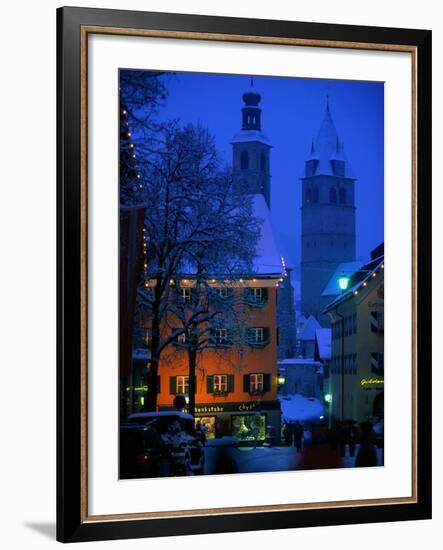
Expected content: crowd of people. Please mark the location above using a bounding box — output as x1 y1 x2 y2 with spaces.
282 419 383 469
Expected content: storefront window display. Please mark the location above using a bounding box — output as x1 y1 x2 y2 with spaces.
232 414 266 441
196 416 216 439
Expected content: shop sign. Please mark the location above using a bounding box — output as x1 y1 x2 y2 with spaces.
360 378 384 389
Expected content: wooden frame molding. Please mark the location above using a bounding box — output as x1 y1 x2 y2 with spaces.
58 7 431 542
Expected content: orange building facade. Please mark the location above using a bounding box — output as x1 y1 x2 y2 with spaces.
155 278 282 442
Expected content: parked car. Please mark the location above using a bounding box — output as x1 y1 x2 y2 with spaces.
120 423 173 478
123 411 205 476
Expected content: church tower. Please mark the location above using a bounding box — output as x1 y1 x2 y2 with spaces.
301 98 356 325
232 79 272 208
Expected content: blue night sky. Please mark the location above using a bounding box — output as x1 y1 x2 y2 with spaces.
150 71 384 285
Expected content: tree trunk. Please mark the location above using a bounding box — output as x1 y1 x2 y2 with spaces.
146 313 160 412
188 347 197 418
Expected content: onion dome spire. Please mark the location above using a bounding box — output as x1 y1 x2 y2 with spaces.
241 76 262 131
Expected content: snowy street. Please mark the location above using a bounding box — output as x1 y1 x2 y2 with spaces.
203 443 383 475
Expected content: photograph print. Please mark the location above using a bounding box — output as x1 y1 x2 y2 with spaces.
119 69 384 479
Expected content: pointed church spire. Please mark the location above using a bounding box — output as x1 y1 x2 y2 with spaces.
303 97 353 177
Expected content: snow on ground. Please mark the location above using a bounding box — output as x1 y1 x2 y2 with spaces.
279 393 325 421
203 445 383 475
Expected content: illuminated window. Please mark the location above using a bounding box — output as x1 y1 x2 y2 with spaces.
213 374 228 393
249 327 264 344
217 286 228 298
176 375 189 394
181 287 191 304
177 333 186 344
250 373 264 392
251 287 262 300
214 328 228 345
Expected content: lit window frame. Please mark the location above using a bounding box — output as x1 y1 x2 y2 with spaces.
213 374 228 393
249 327 264 344
176 375 189 394
250 373 264 392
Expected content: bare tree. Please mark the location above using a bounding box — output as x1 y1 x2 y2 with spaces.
136 122 260 412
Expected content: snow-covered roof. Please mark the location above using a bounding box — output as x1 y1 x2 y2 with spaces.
231 129 271 146
132 349 151 360
251 194 285 277
315 328 332 360
279 394 324 421
321 261 365 296
298 314 321 341
323 258 384 313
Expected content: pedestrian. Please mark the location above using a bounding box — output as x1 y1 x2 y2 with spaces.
283 422 291 446
289 420 295 447
297 426 343 470
355 421 378 467
195 420 206 445
294 421 304 452
348 423 357 457
338 422 349 457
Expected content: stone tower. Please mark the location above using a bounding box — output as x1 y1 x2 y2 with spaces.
232 79 296 358
232 78 272 208
301 98 356 325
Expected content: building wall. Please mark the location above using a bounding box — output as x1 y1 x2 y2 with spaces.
279 360 323 399
327 273 384 423
154 281 281 439
277 269 297 359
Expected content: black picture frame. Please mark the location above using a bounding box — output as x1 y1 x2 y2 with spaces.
57 6 432 543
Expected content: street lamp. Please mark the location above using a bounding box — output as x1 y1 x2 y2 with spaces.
338 274 350 292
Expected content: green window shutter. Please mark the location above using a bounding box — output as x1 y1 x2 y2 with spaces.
263 373 271 393
157 375 161 394
243 374 250 392
206 375 214 394
227 374 234 393
263 327 271 343
169 376 177 395
244 287 252 301
262 287 268 300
